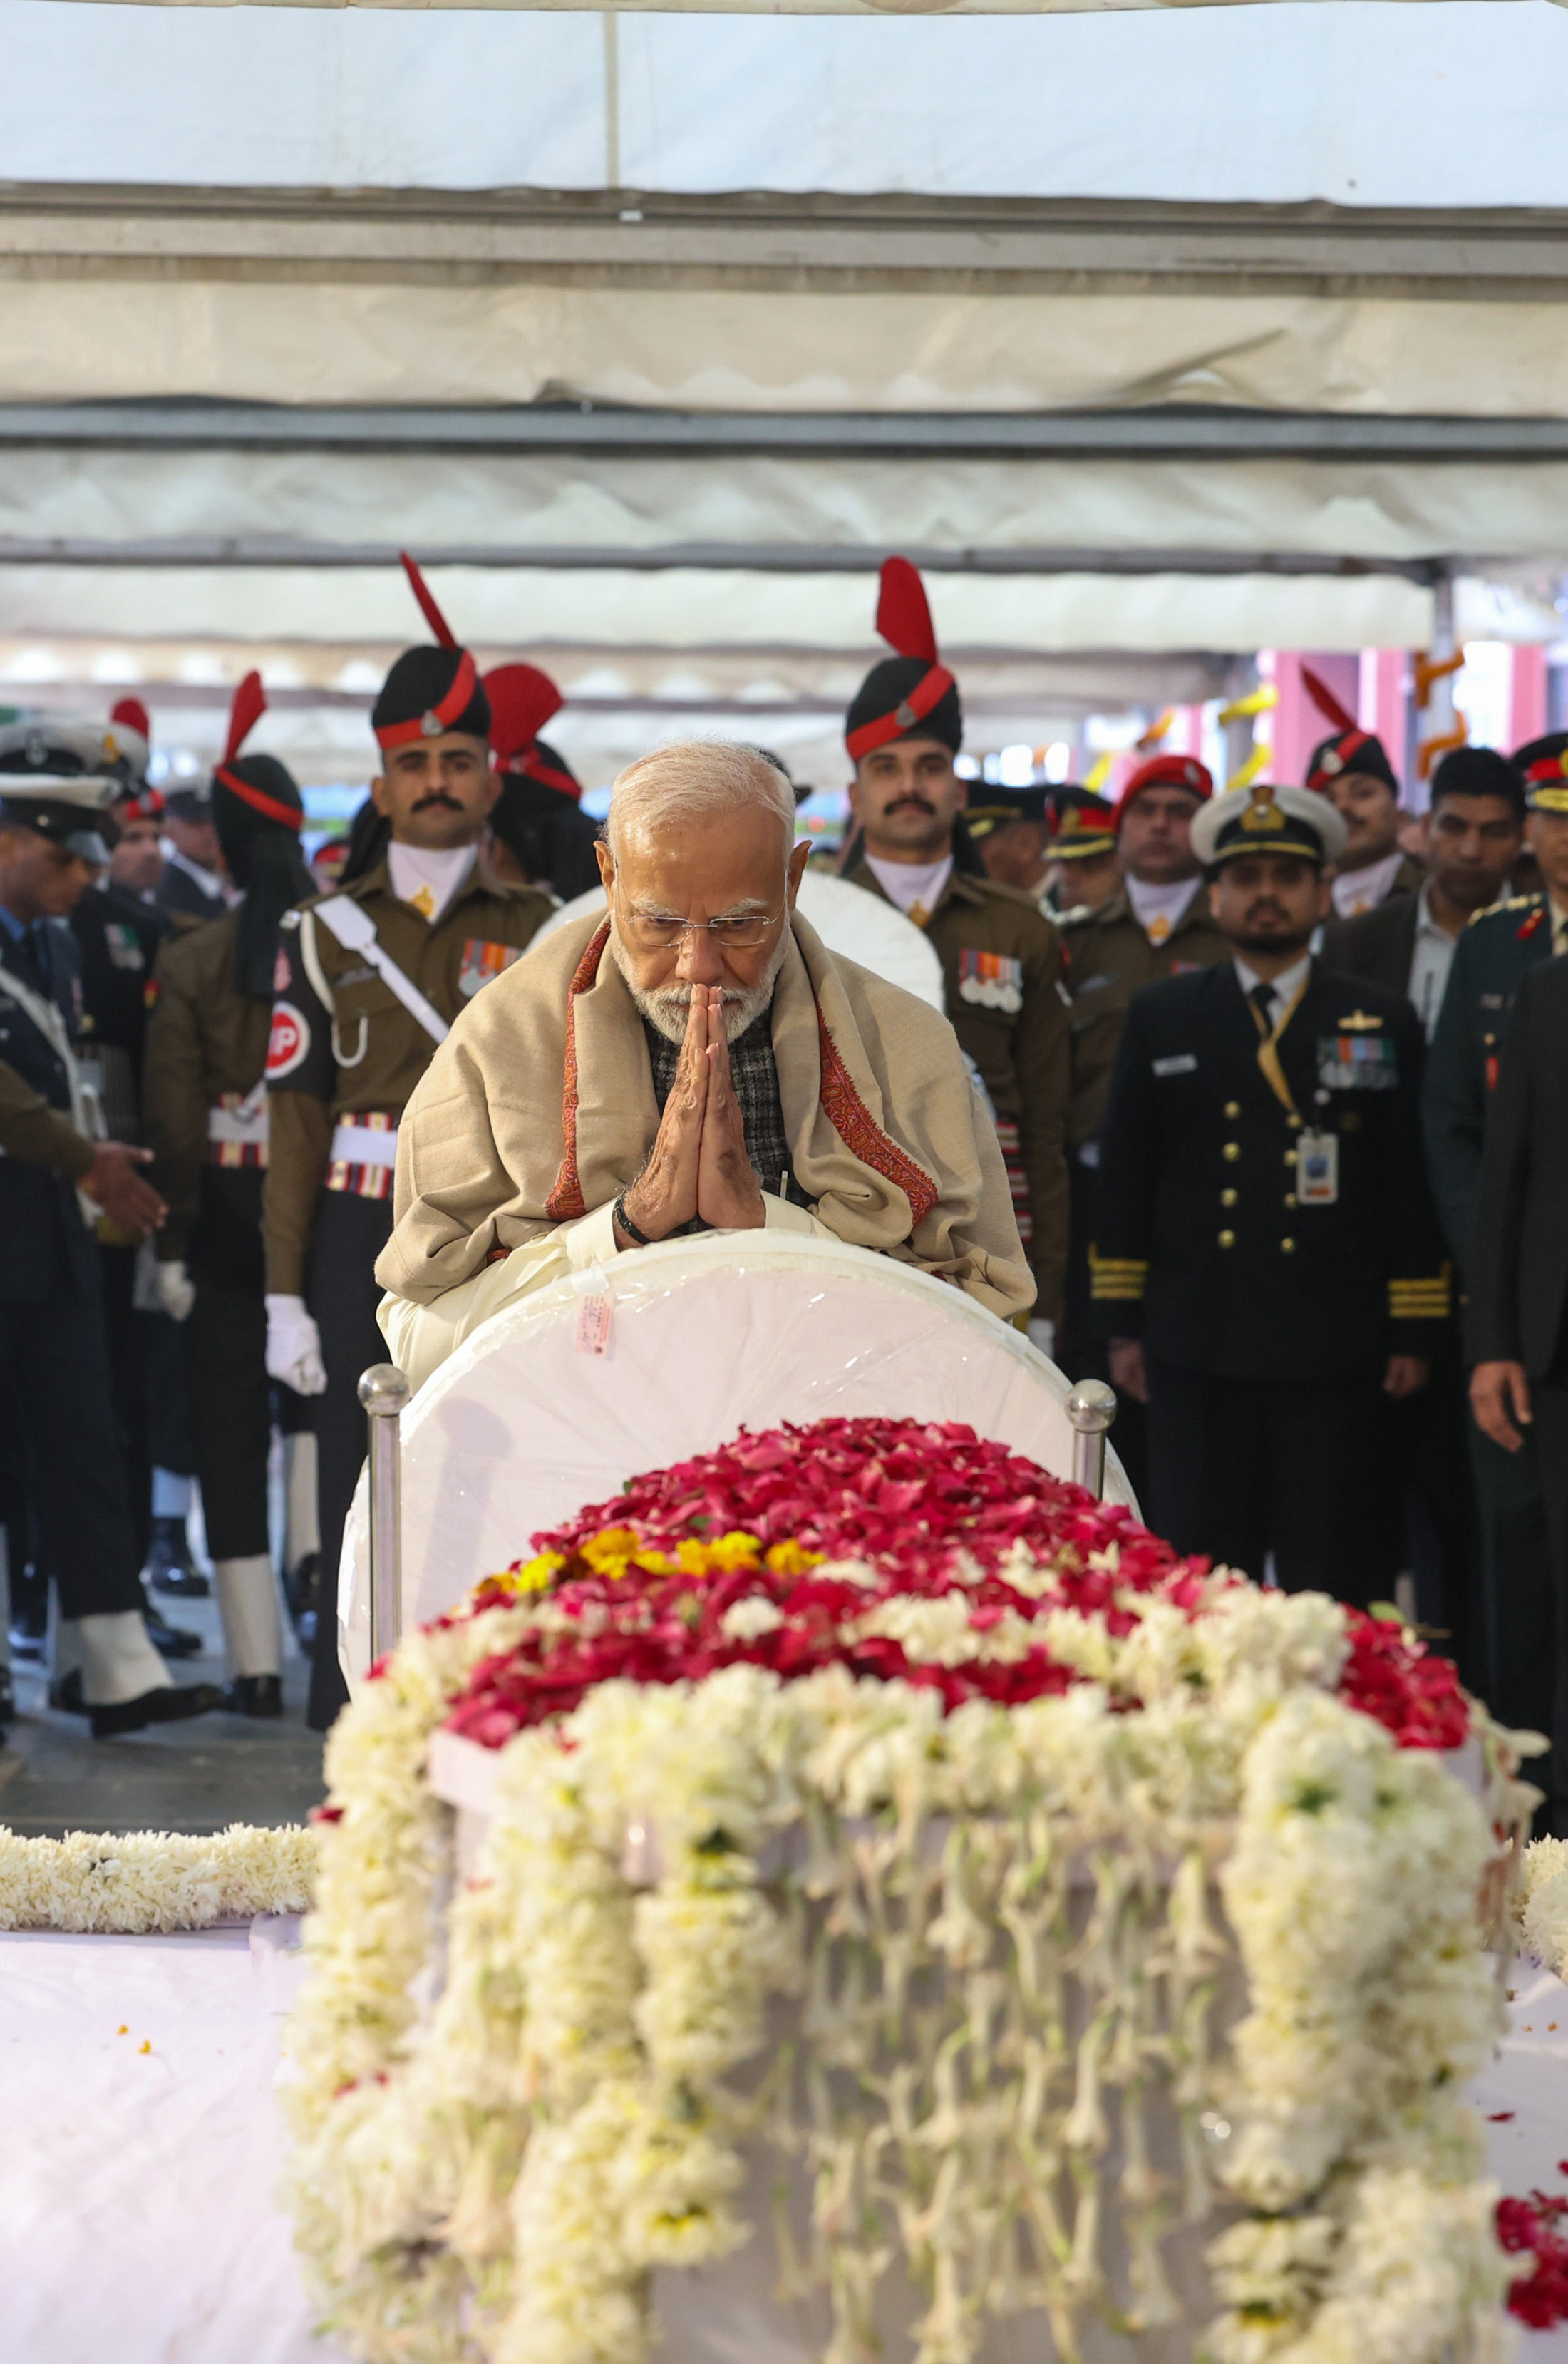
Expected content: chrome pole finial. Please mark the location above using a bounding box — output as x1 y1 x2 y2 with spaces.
1065 1378 1118 1499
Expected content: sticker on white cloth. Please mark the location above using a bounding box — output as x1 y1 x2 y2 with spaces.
575 1293 613 1356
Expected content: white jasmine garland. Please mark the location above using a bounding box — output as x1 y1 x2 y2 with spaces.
286 1561 1530 2364
0 1819 314 1933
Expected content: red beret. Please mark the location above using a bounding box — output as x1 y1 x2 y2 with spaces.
1115 754 1214 826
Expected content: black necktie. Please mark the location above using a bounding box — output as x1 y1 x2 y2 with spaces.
1249 980 1276 1033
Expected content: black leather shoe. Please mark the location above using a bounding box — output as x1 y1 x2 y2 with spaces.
285 1550 319 1631
143 1603 202 1660
144 1515 210 1598
90 1682 225 1739
48 1667 88 1717
224 1673 284 1720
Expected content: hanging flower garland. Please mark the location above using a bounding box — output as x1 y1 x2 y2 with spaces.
287 1415 1537 2364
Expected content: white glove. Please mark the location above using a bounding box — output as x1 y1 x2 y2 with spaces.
265 1293 327 1397
153 1258 196 1323
1027 1316 1057 1364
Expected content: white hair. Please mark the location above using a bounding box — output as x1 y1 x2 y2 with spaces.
604 738 795 863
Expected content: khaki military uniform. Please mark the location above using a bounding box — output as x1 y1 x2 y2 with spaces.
264 853 552 1728
1059 888 1231 1153
263 858 554 1294
845 858 1070 1317
144 908 309 1582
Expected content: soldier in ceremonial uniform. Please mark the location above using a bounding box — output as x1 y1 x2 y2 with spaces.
1095 783 1450 1600
264 558 553 1728
145 677 320 1715
1041 786 1119 920
0 729 220 1735
1055 756 1228 1401
483 663 602 902
67 714 205 1638
1423 730 1568 1744
838 557 1069 1333
965 786 1051 908
1301 667 1424 920
155 772 230 926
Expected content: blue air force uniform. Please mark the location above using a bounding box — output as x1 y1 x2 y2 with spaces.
1093 784 1451 1603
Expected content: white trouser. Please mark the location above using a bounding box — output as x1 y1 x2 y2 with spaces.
284 1432 320 1566
73 1612 173 1707
214 1555 281 1679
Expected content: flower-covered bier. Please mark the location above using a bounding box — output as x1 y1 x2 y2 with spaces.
441 1414 1470 1754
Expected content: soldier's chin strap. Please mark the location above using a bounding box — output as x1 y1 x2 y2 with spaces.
1245 975 1311 1119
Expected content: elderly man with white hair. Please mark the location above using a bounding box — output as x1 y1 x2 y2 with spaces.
376 740 1033 1387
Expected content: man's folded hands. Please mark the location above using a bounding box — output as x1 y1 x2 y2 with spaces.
614 986 765 1248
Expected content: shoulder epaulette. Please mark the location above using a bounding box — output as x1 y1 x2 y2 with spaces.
1468 892 1540 927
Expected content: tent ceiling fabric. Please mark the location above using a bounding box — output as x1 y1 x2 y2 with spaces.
0 562 1436 655
0 441 1562 570
4 4 1566 197
2 277 1567 419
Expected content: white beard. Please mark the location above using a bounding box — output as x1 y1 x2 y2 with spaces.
609 924 788 1044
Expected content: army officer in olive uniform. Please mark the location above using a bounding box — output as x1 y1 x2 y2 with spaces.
145 677 319 1717
838 558 1069 1330
1095 782 1451 1603
264 573 554 1728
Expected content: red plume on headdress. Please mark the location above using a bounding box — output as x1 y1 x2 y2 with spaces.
485 664 564 766
875 556 939 664
223 672 266 766
110 697 150 742
1301 664 1358 737
212 671 299 831
401 550 458 651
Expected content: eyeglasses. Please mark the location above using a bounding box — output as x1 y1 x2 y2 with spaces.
615 894 785 952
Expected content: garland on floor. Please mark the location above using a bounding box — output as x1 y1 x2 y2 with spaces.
0 1821 316 1933
284 1417 1539 2364
1514 1834 1568 1978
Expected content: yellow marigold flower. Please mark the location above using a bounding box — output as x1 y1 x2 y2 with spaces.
579 1525 645 1578
674 1529 765 1576
765 1538 825 1576
507 1551 564 1595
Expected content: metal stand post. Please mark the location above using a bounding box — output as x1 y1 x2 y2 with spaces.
359 1364 411 1664
1065 1379 1118 1499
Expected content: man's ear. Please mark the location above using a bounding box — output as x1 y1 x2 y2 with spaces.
1207 875 1224 921
481 767 502 818
786 837 810 906
1314 870 1334 921
594 839 615 895
369 774 391 818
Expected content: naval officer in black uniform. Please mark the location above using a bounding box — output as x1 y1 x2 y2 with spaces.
0 729 220 1735
1093 781 1451 1600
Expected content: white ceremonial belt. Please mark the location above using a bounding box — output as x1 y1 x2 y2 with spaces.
207 1099 269 1147
329 1120 398 1169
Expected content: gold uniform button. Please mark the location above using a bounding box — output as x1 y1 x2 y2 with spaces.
1286 1113 1302 1130
1223 1100 1241 1119
1221 1187 1237 1207
1284 1151 1296 1167
1284 1192 1297 1208
1218 1230 1236 1249
1222 1141 1241 1163
1281 1237 1296 1253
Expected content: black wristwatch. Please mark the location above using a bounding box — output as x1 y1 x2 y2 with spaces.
613 1193 654 1248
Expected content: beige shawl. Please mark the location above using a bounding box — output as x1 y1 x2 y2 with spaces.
375 908 1033 1320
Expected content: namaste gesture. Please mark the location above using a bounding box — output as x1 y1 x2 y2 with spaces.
614 984 765 1245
